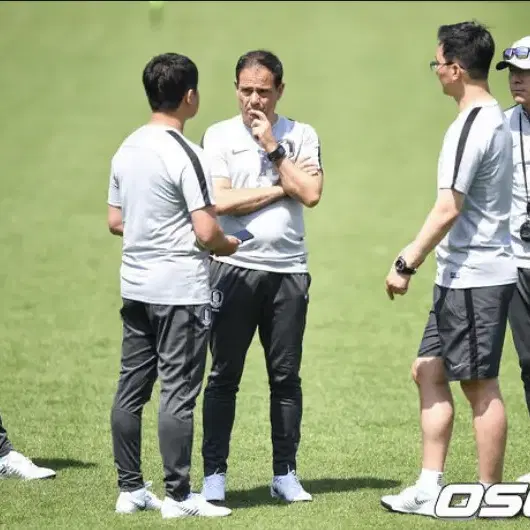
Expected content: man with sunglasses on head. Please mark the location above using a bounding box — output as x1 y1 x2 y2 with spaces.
497 37 530 485
382 21 517 518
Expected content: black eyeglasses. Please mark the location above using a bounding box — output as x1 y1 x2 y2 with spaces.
429 60 454 71
503 46 530 60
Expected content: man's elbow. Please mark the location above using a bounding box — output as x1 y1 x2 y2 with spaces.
195 227 223 249
194 219 222 247
303 190 322 208
435 204 460 228
108 223 123 236
440 203 461 221
214 203 231 216
436 189 464 223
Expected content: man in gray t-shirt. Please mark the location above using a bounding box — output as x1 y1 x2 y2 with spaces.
107 53 238 519
382 22 517 518
199 50 323 504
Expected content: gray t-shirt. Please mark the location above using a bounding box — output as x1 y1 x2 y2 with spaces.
107 124 215 305
505 104 530 269
435 100 517 288
202 115 322 273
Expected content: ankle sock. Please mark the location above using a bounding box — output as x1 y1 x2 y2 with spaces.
418 468 444 490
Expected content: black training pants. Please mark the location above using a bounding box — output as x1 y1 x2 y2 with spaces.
111 299 210 501
202 261 310 477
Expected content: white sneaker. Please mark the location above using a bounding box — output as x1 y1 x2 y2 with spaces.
0 451 56 480
380 483 440 517
161 493 232 518
201 472 226 501
115 481 163 514
271 470 312 502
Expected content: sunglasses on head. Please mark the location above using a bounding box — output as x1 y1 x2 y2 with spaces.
503 46 530 60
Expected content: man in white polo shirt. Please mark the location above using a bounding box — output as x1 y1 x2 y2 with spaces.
107 52 239 519
381 21 517 517
199 50 323 503
497 36 530 484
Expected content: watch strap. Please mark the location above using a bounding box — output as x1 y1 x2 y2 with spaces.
267 144 286 162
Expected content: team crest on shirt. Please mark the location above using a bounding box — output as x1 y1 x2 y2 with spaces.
211 289 224 310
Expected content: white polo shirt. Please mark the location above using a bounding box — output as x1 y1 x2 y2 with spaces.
435 100 517 288
505 104 530 269
107 124 215 305
201 114 322 273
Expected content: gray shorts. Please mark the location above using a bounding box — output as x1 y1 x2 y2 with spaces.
509 268 530 366
418 283 515 381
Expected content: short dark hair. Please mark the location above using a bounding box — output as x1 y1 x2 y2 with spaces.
437 21 495 80
235 50 283 87
142 53 198 112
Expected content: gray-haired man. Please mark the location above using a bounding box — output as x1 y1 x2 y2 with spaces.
497 35 530 484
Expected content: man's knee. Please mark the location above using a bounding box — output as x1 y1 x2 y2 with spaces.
411 357 446 386
460 378 503 410
113 373 157 413
269 367 301 396
204 365 244 395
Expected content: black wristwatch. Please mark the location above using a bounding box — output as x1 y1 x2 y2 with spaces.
394 256 417 275
267 144 286 162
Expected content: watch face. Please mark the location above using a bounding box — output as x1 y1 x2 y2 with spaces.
267 144 286 161
395 258 404 272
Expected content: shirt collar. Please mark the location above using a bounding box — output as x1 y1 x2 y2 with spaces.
522 105 530 123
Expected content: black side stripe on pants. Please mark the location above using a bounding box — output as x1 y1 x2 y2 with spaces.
166 130 212 207
452 106 482 189
464 289 479 379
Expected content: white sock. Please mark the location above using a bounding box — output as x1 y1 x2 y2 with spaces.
480 482 492 491
418 468 444 490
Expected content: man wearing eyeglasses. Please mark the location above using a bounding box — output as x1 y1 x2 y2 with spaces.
497 36 530 485
381 21 517 518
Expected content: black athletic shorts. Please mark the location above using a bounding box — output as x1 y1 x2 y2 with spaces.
417 283 516 381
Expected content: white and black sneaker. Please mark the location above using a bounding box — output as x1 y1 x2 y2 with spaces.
201 472 226 502
0 451 56 480
115 481 163 514
381 483 440 517
271 469 312 502
161 493 232 518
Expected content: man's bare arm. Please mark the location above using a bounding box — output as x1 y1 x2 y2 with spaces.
108 205 123 236
275 158 323 208
401 189 465 268
213 177 285 216
191 206 240 256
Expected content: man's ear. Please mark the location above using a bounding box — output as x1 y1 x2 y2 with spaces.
452 63 463 82
277 82 285 100
185 89 196 105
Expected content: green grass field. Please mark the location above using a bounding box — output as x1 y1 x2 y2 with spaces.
1 1 530 528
